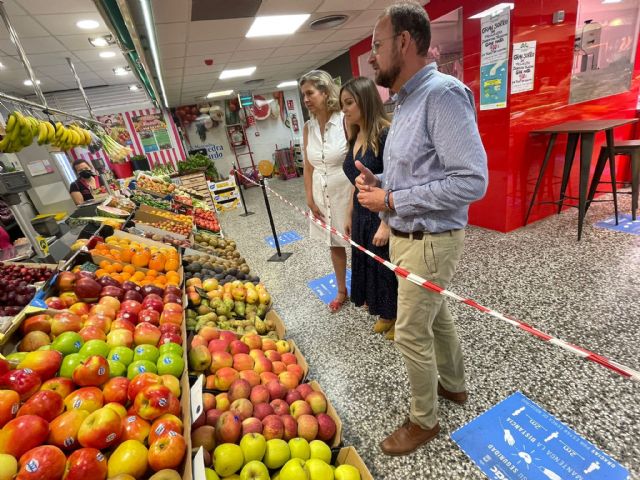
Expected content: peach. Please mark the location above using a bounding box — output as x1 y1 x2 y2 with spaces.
253 356 272 374
209 351 233 373
280 353 297 366
228 379 251 402
264 350 281 363
214 367 239 391
272 361 286 375
260 372 278 385
238 369 261 387
233 353 255 372
241 334 262 350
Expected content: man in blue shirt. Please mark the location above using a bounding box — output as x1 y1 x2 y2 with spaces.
356 1 488 456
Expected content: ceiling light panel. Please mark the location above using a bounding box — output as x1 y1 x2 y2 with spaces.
219 66 256 79
76 20 100 30
246 14 311 37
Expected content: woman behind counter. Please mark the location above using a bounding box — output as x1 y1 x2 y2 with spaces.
69 159 106 205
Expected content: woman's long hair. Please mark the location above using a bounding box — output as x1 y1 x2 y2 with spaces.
299 70 341 116
340 77 390 156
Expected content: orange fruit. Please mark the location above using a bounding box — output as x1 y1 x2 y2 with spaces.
120 272 131 281
112 263 123 273
99 260 110 270
95 269 107 278
123 265 136 275
132 271 146 281
146 270 158 278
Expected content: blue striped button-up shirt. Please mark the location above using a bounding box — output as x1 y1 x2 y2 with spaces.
381 63 488 233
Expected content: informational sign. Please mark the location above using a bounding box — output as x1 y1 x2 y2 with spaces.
307 270 352 305
595 214 640 235
131 113 172 152
480 7 510 110
26 159 54 177
265 230 302 248
96 113 132 147
511 41 537 94
452 391 629 480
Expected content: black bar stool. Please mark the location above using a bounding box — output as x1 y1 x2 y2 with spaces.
586 140 640 221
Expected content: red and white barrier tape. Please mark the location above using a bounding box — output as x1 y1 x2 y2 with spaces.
236 171 640 382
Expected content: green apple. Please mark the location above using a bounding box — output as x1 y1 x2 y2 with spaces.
109 346 134 366
51 331 83 355
80 339 110 358
239 433 266 463
279 458 307 480
108 359 127 378
204 468 220 480
304 458 333 480
158 342 183 357
156 353 185 377
334 464 360 480
127 360 157 380
239 461 269 480
0 453 18 480
263 439 290 470
133 344 159 363
59 352 83 378
5 352 27 364
213 443 244 477
288 438 310 460
38 345 53 351
309 440 332 464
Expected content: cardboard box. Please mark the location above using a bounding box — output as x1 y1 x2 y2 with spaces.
336 446 374 480
309 380 343 448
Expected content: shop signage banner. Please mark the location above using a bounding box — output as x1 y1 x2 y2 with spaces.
452 391 628 480
511 41 537 94
131 113 172 153
96 113 132 147
480 8 510 110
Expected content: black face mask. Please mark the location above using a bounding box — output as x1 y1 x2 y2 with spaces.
78 170 94 179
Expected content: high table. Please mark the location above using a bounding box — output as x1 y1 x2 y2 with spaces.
525 118 638 240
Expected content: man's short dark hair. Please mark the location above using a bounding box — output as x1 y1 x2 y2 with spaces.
383 1 431 57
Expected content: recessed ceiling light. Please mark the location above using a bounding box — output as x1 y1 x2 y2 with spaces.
0 62 4 69
246 14 310 37
23 79 41 86
129 85 140 91
99 51 116 58
113 67 129 76
469 3 514 19
76 19 100 30
219 66 256 79
89 35 113 47
277 80 298 88
207 90 234 98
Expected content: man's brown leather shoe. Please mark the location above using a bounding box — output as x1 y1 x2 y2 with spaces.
380 419 440 456
437 382 468 405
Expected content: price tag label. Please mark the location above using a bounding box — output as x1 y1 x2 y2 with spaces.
35 236 49 255
190 374 204 424
192 447 206 480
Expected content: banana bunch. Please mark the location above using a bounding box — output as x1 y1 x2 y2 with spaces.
0 111 93 152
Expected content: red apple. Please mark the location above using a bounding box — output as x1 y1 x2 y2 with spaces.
281 414 298 441
99 286 124 301
48 409 89 451
127 373 161 403
122 289 143 303
261 414 284 440
191 425 215 452
159 310 182 326
133 385 174 421
21 314 52 335
148 432 186 471
111 319 135 333
89 304 116 321
63 447 107 480
285 389 302 405
102 377 130 405
219 331 236 344
18 331 51 352
133 323 161 346
242 417 263 435
75 277 102 303
208 339 229 354
83 314 111 333
141 295 163 314
229 340 250 356
77 407 122 449
120 414 151 444
316 413 337 442
0 390 20 428
252 402 274 421
73 356 110 387
17 350 63 381
59 292 79 308
205 409 222 427
250 385 270 405
238 369 261 388
280 353 297 366
148 414 183 445
138 309 160 326
286 364 305 382
297 414 318 442
68 302 90 316
228 379 251 402
270 399 289 416
115 309 138 325
289 399 312 420
215 411 241 444
106 329 133 348
0 369 41 401
242 334 262 351
17 445 66 480
44 297 65 310
230 398 253 420
56 272 76 292
296 383 314 399
64 387 104 413
272 361 286 375
78 326 107 342
98 295 121 311
159 323 180 336
51 312 83 337
0 415 49 457
233 353 254 372
266 380 286 401
17 390 64 422
264 350 281 363
120 300 143 316
40 377 75 400
259 372 278 385
198 326 219 342
202 392 216 412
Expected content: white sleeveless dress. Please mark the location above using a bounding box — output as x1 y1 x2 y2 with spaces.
305 111 350 247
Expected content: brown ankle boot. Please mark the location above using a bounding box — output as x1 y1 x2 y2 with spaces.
380 419 440 456
373 318 393 334
385 322 395 340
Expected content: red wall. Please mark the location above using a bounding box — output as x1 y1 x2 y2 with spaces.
350 0 640 232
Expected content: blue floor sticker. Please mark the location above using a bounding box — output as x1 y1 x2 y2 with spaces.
595 214 640 235
452 392 628 480
308 270 352 305
265 230 302 248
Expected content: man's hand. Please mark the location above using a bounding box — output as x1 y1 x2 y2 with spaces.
354 160 380 191
357 187 386 212
372 222 389 246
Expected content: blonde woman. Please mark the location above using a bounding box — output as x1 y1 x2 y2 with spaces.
300 70 351 313
341 77 397 338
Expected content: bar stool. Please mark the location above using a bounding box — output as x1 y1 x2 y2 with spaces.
586 140 640 221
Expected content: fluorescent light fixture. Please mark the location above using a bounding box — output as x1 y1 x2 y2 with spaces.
89 36 111 47
246 14 310 37
99 51 116 58
277 80 298 88
23 79 41 86
219 66 256 79
207 90 234 98
602 0 622 3
129 85 140 91
76 19 99 29
469 3 514 19
0 62 4 69
113 67 129 76
140 0 169 108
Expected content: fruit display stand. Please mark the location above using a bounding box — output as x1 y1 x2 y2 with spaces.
172 173 215 211
208 179 240 213
335 446 374 480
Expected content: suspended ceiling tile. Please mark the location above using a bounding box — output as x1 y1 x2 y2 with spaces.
151 0 190 24
230 48 275 62
0 35 67 55
279 30 333 47
270 44 314 58
317 0 375 12
186 38 242 56
0 15 49 39
73 48 122 63
56 33 106 51
256 0 323 15
345 9 384 30
184 53 233 68
36 63 91 76
309 40 349 53
324 26 372 43
33 13 106 36
186 18 253 42
156 22 187 45
235 36 287 52
259 56 302 66
162 57 186 70
160 43 187 60
163 68 184 79
182 65 224 75
1 1 27 16
19 52 81 67
191 0 261 21
18 0 97 15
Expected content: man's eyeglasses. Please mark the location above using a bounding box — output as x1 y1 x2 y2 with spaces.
370 33 401 55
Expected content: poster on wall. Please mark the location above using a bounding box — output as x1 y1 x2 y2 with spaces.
511 41 536 94
131 113 172 152
96 113 132 146
480 7 510 110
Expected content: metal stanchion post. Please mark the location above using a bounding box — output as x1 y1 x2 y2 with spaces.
260 177 292 262
233 169 254 217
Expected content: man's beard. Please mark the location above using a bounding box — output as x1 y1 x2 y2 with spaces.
375 47 401 88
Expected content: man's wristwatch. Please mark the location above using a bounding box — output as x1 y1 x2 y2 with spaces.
384 190 394 211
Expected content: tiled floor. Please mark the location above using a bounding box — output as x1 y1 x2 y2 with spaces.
219 177 640 479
